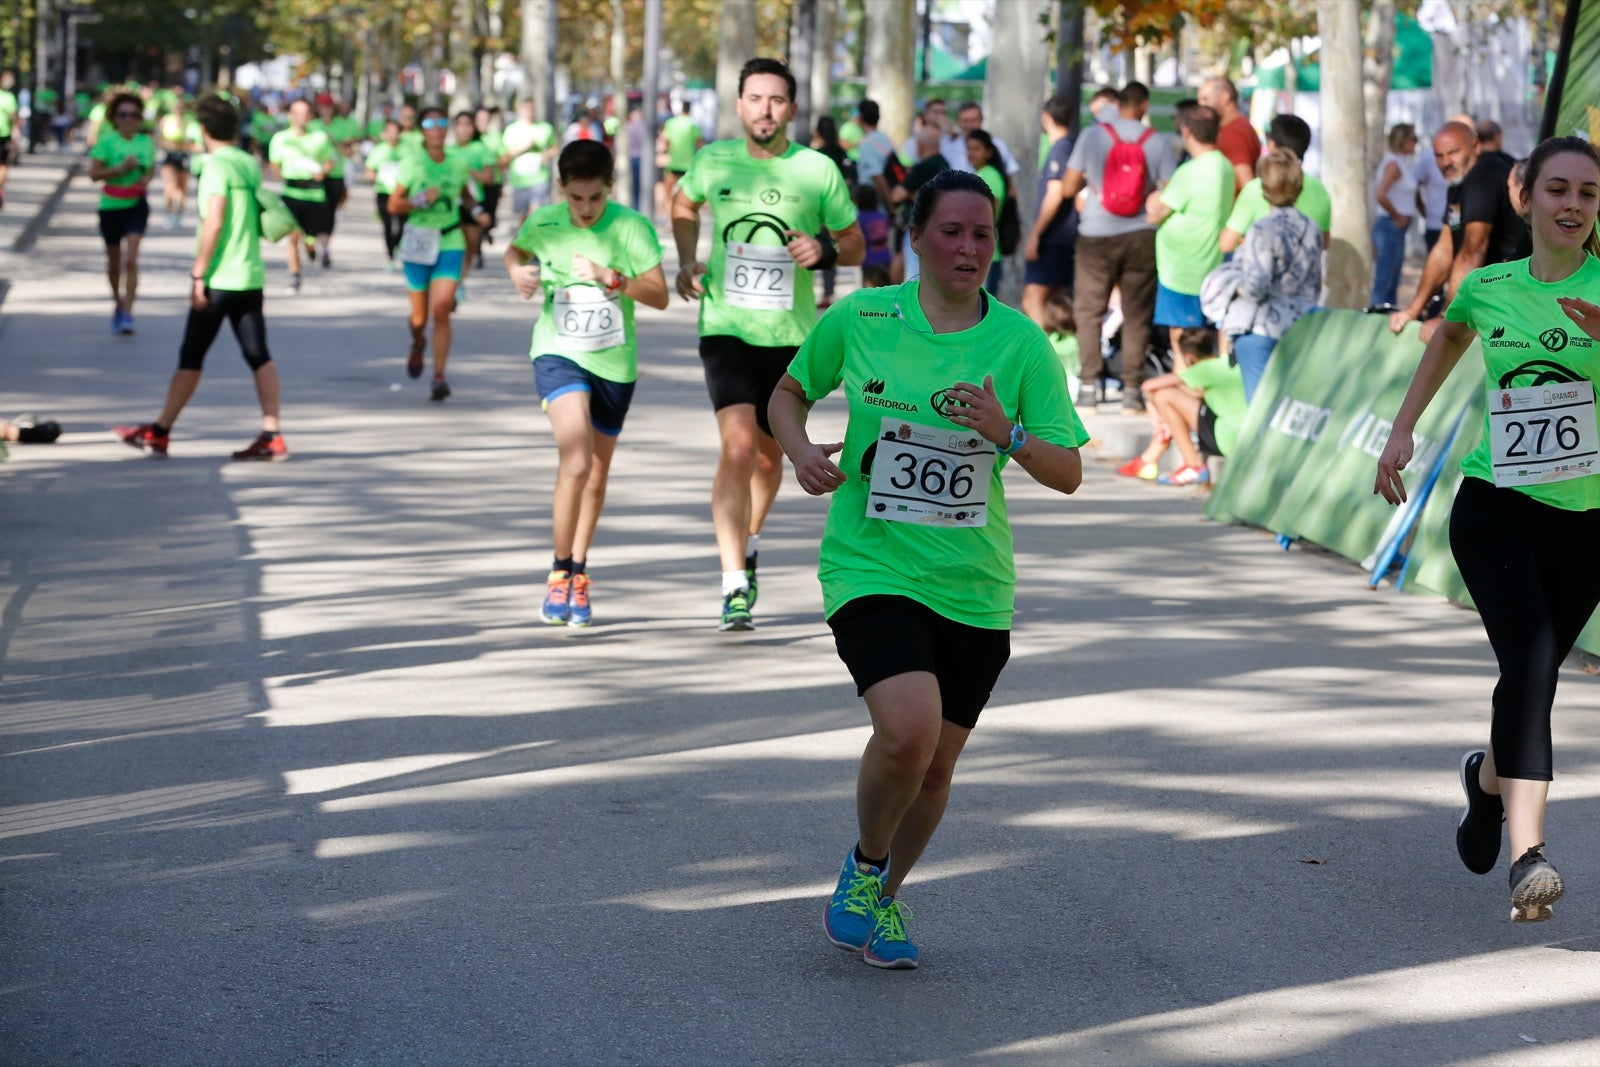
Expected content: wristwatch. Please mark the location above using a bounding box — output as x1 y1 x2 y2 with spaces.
998 422 1028 457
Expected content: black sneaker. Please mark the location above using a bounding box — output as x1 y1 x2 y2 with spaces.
429 377 451 402
1508 843 1563 922
1456 749 1504 875
744 552 758 609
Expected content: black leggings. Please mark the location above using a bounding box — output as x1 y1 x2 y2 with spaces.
1450 476 1600 780
376 192 403 260
178 289 271 372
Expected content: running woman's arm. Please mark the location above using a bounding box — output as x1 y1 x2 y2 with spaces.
670 188 707 300
769 375 846 496
188 191 226 311
944 375 1083 495
1374 317 1478 504
1558 296 1600 342
88 153 137 182
388 182 437 217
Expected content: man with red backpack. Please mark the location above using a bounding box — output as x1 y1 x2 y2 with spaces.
1059 81 1176 412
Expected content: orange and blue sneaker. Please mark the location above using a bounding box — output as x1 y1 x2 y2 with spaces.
863 895 918 969
541 569 572 625
824 849 885 952
567 573 592 628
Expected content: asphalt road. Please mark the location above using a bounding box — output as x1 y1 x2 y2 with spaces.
3 161 1599 1066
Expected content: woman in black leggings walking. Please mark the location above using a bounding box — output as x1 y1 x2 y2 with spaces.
1376 136 1600 922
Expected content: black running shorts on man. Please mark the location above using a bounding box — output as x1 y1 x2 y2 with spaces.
699 334 798 437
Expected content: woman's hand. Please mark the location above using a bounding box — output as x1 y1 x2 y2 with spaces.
1558 297 1600 342
1374 428 1415 505
792 441 846 495
944 376 1012 447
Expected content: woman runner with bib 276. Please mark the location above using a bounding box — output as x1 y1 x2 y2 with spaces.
503 140 668 628
770 170 1088 968
1376 137 1600 923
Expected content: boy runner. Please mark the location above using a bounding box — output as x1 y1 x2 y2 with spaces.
504 140 669 627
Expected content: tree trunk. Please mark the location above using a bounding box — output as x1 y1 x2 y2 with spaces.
811 0 835 124
715 0 757 140
611 0 629 204
790 0 816 142
449 0 474 113
1363 0 1396 177
519 0 552 117
987 0 1048 307
1317 0 1373 309
1056 0 1085 106
864 0 914 145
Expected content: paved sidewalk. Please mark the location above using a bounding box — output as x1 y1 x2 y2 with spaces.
2 169 1599 1065
0 147 81 310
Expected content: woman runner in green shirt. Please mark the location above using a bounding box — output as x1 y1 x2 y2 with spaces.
770 170 1088 968
87 91 156 335
1376 137 1600 923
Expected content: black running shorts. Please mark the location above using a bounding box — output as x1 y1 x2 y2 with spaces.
698 334 798 436
827 594 1011 731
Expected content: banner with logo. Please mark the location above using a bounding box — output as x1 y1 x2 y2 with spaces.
1205 310 1476 565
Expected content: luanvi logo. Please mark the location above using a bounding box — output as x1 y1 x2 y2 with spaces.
857 309 895 318
1490 326 1506 339
1481 271 1513 284
862 378 885 395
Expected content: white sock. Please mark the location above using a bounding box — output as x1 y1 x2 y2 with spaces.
745 534 760 560
722 570 749 596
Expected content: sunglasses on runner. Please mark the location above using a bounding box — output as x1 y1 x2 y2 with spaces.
420 118 448 130
115 110 141 118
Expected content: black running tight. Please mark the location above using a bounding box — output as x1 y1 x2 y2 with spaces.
377 192 403 260
1450 476 1600 780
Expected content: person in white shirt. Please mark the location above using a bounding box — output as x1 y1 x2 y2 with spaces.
944 102 1019 176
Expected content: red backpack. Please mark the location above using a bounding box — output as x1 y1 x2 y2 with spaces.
1099 123 1154 217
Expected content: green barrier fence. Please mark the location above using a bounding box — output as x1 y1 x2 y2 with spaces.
1205 310 1600 658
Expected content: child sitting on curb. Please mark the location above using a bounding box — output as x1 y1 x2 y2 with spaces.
1117 326 1244 486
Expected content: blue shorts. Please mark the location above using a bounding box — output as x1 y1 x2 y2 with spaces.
1022 242 1075 289
1153 282 1206 327
533 354 636 436
403 250 465 292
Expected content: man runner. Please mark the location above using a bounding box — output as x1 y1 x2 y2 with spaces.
115 95 287 462
504 140 668 627
672 56 863 630
500 98 558 228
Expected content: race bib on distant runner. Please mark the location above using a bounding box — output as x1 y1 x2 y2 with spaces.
378 161 400 187
723 242 794 311
1488 381 1600 487
399 223 441 266
866 417 995 527
552 286 624 351
511 153 546 180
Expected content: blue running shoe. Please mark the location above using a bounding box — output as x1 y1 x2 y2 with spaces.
567 573 592 628
110 308 124 334
863 895 917 969
540 569 571 625
120 312 136 336
824 849 885 951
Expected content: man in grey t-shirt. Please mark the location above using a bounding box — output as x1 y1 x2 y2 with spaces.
1058 81 1175 409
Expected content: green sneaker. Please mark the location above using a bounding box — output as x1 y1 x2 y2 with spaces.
863 895 918 969
719 588 753 632
744 552 758 609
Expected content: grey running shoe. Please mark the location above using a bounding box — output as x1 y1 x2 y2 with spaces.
1508 844 1563 923
1456 750 1504 875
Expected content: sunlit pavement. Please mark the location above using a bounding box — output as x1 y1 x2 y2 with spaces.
3 170 1599 1065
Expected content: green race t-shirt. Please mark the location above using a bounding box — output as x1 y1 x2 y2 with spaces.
503 120 555 188
977 164 1005 263
196 146 266 292
311 116 360 178
395 150 471 252
89 132 156 210
678 139 858 347
1225 173 1332 237
662 114 699 171
1156 149 1236 295
786 280 1090 629
447 138 494 196
0 90 17 137
1048 331 1080 378
512 201 663 383
399 129 425 155
365 142 404 195
269 128 334 201
1179 356 1247 456
478 128 506 184
1449 255 1600 510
